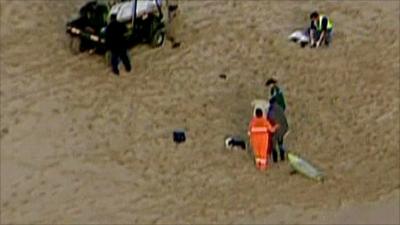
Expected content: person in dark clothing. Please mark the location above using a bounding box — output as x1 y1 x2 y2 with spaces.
265 78 286 111
105 14 131 75
309 11 334 48
267 97 289 162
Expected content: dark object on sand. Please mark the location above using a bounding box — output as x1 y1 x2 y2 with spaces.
173 129 186 144
219 74 227 79
168 5 179 12
225 136 246 150
172 42 181 48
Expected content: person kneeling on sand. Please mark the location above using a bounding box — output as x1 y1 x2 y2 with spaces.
248 108 278 170
309 11 334 48
267 97 289 162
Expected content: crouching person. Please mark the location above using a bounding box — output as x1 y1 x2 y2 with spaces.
309 11 334 48
248 108 278 170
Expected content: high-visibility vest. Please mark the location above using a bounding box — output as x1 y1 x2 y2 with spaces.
317 15 333 31
251 127 268 133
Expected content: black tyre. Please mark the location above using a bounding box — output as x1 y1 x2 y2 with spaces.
105 50 112 66
150 28 165 48
69 36 83 54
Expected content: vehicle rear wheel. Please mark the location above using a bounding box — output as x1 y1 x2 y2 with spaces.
150 29 165 48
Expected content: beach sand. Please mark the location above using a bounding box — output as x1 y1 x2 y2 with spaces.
1 0 399 223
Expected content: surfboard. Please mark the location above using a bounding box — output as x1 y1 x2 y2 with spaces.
288 29 309 47
288 152 324 182
251 99 269 117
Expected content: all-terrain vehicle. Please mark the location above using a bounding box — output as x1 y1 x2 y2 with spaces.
66 0 166 54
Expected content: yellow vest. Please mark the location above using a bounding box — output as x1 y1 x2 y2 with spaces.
317 15 333 31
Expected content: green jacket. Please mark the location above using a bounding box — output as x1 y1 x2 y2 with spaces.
270 86 286 111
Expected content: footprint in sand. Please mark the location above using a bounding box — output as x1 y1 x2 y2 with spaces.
52 108 60 114
11 181 20 189
2 201 9 208
21 199 29 205
67 207 82 215
1 127 9 135
24 174 33 181
27 188 35 195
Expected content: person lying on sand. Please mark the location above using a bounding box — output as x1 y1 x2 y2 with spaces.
309 11 334 48
248 108 278 170
265 78 286 111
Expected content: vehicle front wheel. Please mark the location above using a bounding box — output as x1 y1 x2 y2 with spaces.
105 51 112 66
150 29 165 48
69 36 83 54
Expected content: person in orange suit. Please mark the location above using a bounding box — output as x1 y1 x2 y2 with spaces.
248 108 278 170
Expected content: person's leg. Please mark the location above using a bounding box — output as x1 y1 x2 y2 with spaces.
266 134 272 163
252 136 268 170
325 29 333 46
272 147 278 163
120 50 132 72
251 137 260 169
278 137 285 161
277 128 287 161
271 133 279 163
260 138 268 170
309 28 318 46
111 52 120 75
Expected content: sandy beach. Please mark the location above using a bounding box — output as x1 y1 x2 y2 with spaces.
1 0 399 224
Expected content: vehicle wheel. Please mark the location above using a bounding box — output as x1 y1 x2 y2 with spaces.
105 51 112 66
150 29 165 48
69 36 83 54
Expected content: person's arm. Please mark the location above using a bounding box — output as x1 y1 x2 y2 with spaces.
316 31 326 47
316 17 328 47
248 119 253 136
310 21 317 45
266 108 279 132
268 121 279 133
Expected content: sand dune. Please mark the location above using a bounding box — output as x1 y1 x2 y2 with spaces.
1 0 399 223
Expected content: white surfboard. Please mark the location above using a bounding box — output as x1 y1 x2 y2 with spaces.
288 152 325 182
251 99 269 117
288 29 309 47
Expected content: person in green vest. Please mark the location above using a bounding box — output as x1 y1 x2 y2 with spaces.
265 78 286 111
309 11 334 48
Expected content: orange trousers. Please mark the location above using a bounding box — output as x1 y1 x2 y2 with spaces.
250 133 270 170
